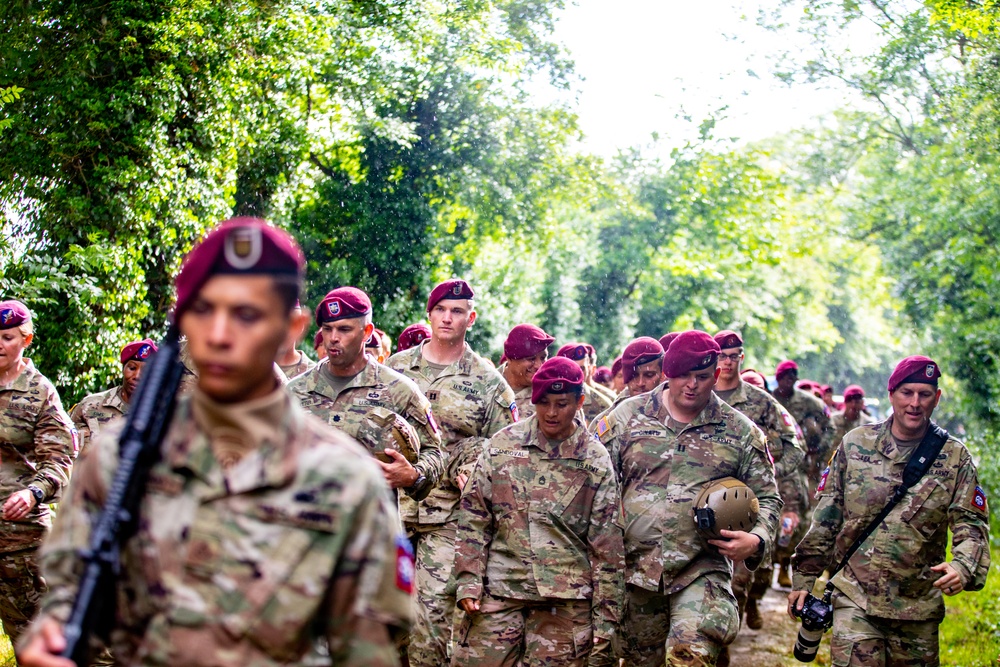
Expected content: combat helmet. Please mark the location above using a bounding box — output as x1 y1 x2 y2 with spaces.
693 477 759 539
354 407 420 464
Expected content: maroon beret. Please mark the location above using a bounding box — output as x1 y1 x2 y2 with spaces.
611 356 623 377
622 337 664 384
557 343 589 362
174 217 305 319
531 357 585 404
593 366 612 383
504 324 554 360
741 369 766 389
0 300 31 329
714 329 743 350
120 338 157 365
820 384 833 395
659 331 682 352
398 323 431 352
843 384 865 401
316 286 372 325
888 355 941 393
366 329 381 349
427 279 474 312
313 330 324 349
775 359 798 379
662 330 720 379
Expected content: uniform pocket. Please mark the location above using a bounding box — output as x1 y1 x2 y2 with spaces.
900 477 949 540
696 577 740 646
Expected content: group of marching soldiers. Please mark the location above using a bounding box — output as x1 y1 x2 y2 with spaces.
1 217 990 667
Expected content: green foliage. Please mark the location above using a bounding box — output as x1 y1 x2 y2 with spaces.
939 546 1000 666
0 84 21 135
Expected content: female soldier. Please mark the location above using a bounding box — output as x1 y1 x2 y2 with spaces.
0 300 75 646
453 357 624 667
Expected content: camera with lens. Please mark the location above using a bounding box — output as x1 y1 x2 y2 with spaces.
791 593 834 663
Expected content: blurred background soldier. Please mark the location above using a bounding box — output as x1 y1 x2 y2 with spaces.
594 337 664 424
0 300 75 648
453 357 624 667
790 356 990 667
70 338 156 456
276 301 314 379
772 360 832 492
610 356 624 394
498 323 554 421
397 324 431 353
556 343 611 425
830 384 875 452
593 365 614 392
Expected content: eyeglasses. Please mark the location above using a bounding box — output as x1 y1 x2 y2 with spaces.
718 352 743 362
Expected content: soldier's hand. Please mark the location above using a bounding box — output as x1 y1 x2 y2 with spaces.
376 449 420 489
708 530 761 562
2 489 37 521
15 618 76 667
456 473 469 491
931 562 964 596
458 597 480 613
787 590 809 620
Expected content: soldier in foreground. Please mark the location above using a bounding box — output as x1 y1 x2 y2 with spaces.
386 279 517 667
288 286 443 499
453 357 624 666
70 339 156 455
499 323 554 421
790 355 990 667
593 331 781 666
17 218 411 667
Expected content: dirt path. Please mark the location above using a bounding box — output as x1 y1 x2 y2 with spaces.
728 587 833 667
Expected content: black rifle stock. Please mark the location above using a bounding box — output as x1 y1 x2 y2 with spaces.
60 326 185 665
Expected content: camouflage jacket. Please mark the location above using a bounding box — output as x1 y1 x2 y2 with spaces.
580 383 613 427
69 385 127 457
829 409 876 453
387 342 517 525
589 380 618 404
288 359 444 498
792 419 991 621
0 360 76 552
592 384 782 593
512 385 534 421
279 350 316 380
719 380 809 514
454 416 624 639
774 388 832 460
591 387 632 427
33 387 412 667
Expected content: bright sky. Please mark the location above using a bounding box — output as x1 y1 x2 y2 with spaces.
545 0 869 158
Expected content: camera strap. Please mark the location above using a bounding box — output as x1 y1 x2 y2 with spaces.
823 421 949 592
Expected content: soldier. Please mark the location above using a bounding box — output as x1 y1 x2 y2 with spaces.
789 356 991 667
593 366 613 391
499 323 554 422
276 301 315 379
658 331 681 352
288 287 443 500
0 300 75 648
593 331 782 666
830 384 876 451
583 345 618 404
820 384 837 411
366 328 386 363
69 339 157 456
711 330 808 638
556 344 612 425
593 337 665 423
17 218 412 667
453 357 625 667
611 357 624 394
386 279 517 667
740 369 767 390
397 324 431 353
772 360 832 488
312 329 325 359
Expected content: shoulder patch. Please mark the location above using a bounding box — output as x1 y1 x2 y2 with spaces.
596 414 614 441
425 408 440 436
971 485 988 515
509 401 519 422
816 466 830 494
396 535 415 594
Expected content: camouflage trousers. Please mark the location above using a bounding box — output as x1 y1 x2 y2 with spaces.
621 571 739 667
0 548 46 647
730 561 771 620
405 522 459 667
830 593 939 667
452 594 594 667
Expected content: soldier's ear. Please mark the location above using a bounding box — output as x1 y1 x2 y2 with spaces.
467 310 477 327
22 332 33 348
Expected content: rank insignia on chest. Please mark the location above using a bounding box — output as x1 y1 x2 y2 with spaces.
972 485 988 513
395 535 415 594
427 390 439 401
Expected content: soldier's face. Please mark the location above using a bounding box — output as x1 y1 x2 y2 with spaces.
889 382 941 436
776 370 797 393
506 352 548 389
535 392 585 441
612 370 624 393
429 300 475 344
667 364 720 414
180 274 290 403
843 395 864 420
627 360 665 395
122 359 145 400
322 318 372 371
0 328 30 373
716 348 743 382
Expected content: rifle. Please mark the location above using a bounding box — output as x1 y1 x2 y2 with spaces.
61 326 185 665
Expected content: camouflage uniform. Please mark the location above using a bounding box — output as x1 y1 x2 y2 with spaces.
452 416 625 666
288 358 444 498
588 381 618 404
720 381 809 614
580 384 612 427
512 385 534 421
0 360 75 644
829 409 876 452
792 419 991 666
593 385 782 666
69 385 127 457
386 342 517 667
774 388 832 490
279 350 316 380
29 387 413 667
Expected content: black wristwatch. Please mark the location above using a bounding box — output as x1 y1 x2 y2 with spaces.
405 473 431 501
753 534 765 558
27 484 44 504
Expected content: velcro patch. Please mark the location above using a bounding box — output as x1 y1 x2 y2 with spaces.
817 466 830 494
426 408 440 436
396 535 415 594
510 401 519 422
489 448 529 459
972 485 988 514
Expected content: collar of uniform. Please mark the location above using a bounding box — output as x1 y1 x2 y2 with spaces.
726 380 749 406
875 417 924 462
314 357 379 399
525 414 589 460
105 385 129 411
5 358 37 392
644 383 725 428
416 340 476 377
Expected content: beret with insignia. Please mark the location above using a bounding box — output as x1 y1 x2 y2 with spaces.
120 338 158 364
316 286 372 325
622 337 664 384
713 329 743 351
611 356 623 378
593 366 613 383
888 355 941 393
659 331 682 352
556 343 589 362
531 357 584 404
843 384 865 401
398 323 431 352
426 279 474 312
775 359 798 379
662 330 720 379
0 300 31 330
